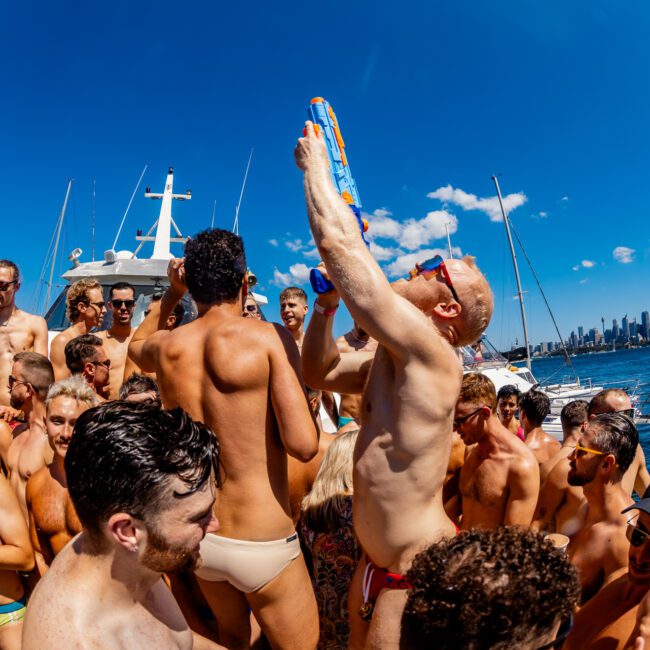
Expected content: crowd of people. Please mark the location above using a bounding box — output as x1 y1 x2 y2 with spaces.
0 125 649 648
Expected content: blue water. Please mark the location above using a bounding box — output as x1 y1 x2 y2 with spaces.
530 347 650 459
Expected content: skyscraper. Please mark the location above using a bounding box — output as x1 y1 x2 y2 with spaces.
622 315 630 339
642 311 650 339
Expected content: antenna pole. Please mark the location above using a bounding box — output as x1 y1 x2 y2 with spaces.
112 164 147 251
91 179 96 262
211 200 216 229
445 222 453 258
233 149 254 235
45 179 73 311
492 175 532 371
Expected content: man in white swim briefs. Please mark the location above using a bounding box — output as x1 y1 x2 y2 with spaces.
128 229 320 649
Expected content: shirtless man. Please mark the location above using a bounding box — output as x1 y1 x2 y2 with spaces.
496 384 524 440
64 334 111 400
279 286 309 352
533 400 588 535
128 231 319 650
1 352 54 519
296 122 493 648
97 282 136 399
22 400 225 650
0 260 48 414
242 295 261 320
119 373 161 406
26 376 97 576
49 278 106 381
589 388 650 497
455 373 539 530
519 388 561 470
0 471 35 649
335 321 377 428
564 488 650 649
566 412 637 603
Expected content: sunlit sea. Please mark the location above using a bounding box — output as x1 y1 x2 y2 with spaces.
530 347 650 459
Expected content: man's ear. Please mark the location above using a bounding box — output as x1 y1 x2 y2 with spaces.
84 361 96 379
601 453 616 474
107 513 144 552
77 302 88 315
588 414 596 422
432 302 462 320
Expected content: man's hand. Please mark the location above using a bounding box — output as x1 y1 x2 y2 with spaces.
167 258 187 300
295 121 330 172
0 406 22 423
314 263 340 309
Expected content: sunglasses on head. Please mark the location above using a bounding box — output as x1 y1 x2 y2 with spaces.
627 518 650 547
110 299 135 309
407 255 460 303
0 280 18 292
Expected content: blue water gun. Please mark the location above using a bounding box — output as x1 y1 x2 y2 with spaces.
305 97 368 294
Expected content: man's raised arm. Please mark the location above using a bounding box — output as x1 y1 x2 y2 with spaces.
295 123 451 361
301 266 373 394
128 259 185 372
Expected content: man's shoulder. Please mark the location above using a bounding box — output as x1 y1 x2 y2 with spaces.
26 464 52 495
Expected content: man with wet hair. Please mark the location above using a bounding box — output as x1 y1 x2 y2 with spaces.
519 388 561 466
50 278 106 381
400 527 580 649
26 375 97 575
22 400 225 649
455 373 539 531
0 352 54 519
589 388 650 497
566 412 638 602
128 230 319 649
296 124 493 648
98 281 137 400
565 486 650 649
534 399 588 535
119 372 161 406
280 286 309 351
64 334 111 401
0 259 48 415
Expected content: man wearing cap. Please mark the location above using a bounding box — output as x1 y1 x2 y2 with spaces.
564 485 650 648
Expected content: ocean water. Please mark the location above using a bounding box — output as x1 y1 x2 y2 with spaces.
530 347 650 459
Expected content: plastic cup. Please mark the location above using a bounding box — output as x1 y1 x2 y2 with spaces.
545 533 570 552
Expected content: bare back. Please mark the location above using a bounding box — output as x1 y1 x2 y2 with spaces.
525 428 561 466
151 314 315 541
0 310 47 407
353 342 461 571
49 326 81 381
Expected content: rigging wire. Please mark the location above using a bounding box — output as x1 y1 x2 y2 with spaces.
112 165 148 251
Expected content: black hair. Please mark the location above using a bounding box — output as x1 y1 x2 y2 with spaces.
65 401 221 539
519 389 550 427
184 228 246 305
119 373 160 402
560 400 589 428
13 352 53 399
589 412 638 474
64 334 103 374
401 527 580 650
171 300 185 327
109 281 135 300
496 384 520 403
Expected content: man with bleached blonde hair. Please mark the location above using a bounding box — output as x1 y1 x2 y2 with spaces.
26 375 98 575
50 279 106 381
296 122 493 649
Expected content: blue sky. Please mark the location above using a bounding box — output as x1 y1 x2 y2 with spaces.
2 1 649 349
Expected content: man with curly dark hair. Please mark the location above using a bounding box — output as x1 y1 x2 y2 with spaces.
519 388 561 466
128 229 320 649
400 527 580 649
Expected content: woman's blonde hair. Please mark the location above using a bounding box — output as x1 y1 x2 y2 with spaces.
301 429 358 532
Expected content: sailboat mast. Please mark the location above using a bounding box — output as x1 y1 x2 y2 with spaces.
91 180 96 262
233 149 254 235
45 179 73 311
492 175 532 371
445 222 453 258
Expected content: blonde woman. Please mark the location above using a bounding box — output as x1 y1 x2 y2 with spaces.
300 429 360 649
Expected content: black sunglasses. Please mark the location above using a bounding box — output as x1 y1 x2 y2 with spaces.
627 520 650 547
92 359 111 370
244 305 258 313
110 299 135 309
0 280 18 292
453 406 485 429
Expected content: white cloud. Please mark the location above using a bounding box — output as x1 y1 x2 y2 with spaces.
561 196 569 202
427 184 527 222
400 211 458 251
572 265 580 272
613 246 635 264
272 263 311 287
285 238 304 253
369 241 403 261
268 239 279 247
383 247 463 278
302 247 321 260
581 260 595 268
579 279 588 284
537 211 548 218
363 208 402 241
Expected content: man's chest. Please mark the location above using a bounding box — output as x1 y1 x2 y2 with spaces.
0 326 33 359
460 456 509 506
34 483 80 538
8 435 46 480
